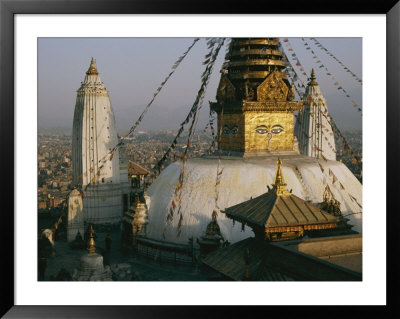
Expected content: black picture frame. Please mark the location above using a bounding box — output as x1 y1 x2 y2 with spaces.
1 0 398 317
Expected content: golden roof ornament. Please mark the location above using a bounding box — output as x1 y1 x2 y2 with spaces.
309 68 318 86
87 225 96 254
86 57 99 75
272 158 291 196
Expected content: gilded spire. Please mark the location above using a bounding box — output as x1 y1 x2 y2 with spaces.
87 225 96 254
309 69 318 86
272 158 290 196
86 57 99 75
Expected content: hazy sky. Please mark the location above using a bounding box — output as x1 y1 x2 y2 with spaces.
38 37 362 133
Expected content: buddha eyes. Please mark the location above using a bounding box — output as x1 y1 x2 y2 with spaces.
256 124 284 135
255 125 269 134
271 125 284 134
223 125 239 135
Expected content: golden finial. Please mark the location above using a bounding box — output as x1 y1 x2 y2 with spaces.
272 158 290 196
86 57 99 75
309 69 318 86
323 184 332 203
87 225 96 254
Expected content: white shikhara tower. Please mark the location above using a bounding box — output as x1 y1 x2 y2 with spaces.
295 69 336 161
72 58 128 225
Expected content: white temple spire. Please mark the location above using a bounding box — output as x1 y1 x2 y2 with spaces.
295 69 336 161
72 58 128 225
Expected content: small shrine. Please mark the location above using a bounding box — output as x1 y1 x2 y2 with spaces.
72 226 112 281
223 158 339 241
314 185 355 236
128 161 150 191
197 210 225 256
121 192 148 252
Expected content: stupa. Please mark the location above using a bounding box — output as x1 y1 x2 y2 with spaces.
72 58 130 226
72 226 112 281
144 38 362 245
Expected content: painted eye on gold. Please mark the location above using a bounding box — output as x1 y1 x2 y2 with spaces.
231 126 238 135
255 125 269 135
223 126 230 135
271 125 284 135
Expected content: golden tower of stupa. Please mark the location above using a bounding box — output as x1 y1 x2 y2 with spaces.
210 38 303 153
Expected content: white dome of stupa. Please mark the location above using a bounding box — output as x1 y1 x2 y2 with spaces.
145 154 362 245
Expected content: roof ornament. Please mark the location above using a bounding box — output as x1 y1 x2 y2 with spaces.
272 158 291 196
86 57 99 75
309 68 318 86
87 225 96 254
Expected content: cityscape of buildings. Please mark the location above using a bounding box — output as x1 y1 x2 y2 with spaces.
37 129 217 214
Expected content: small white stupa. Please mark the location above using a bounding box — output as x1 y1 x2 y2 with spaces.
295 69 336 161
72 226 112 281
72 58 130 225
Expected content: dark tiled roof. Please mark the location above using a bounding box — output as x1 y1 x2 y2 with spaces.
223 192 337 229
128 161 150 176
203 238 294 281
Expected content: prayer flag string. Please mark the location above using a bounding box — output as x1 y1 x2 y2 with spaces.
161 38 226 237
310 37 362 85
301 38 362 114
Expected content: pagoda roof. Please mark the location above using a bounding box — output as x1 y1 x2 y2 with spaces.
203 236 362 281
128 161 150 176
202 237 293 281
223 191 338 230
223 158 338 231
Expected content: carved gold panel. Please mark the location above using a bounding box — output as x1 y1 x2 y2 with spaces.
257 72 289 102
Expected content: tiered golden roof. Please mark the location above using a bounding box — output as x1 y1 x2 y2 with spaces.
210 38 303 153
